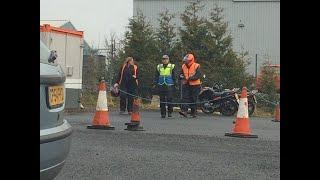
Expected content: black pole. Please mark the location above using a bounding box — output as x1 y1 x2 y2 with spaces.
255 54 258 78
109 40 114 86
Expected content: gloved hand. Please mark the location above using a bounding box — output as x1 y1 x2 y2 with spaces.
179 74 185 79
189 75 196 80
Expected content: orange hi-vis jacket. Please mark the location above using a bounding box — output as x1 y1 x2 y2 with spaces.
181 63 201 85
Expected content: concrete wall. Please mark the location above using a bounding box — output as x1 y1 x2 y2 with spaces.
65 88 81 109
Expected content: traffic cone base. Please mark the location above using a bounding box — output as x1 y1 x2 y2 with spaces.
125 122 140 126
87 110 115 130
87 125 115 130
225 132 258 138
124 122 144 131
124 126 145 131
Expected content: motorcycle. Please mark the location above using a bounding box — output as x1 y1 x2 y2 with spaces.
198 84 240 116
198 83 257 116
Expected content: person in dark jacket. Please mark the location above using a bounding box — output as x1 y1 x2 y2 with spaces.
114 57 139 115
153 55 177 118
179 53 202 118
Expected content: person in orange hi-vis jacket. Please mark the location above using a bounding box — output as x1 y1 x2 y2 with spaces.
114 57 139 115
179 53 202 118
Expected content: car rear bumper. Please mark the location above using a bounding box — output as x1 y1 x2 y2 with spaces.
40 119 72 180
40 159 65 180
40 119 72 144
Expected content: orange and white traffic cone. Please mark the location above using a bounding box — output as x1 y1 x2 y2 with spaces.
225 87 258 138
125 99 144 131
272 103 280 122
87 79 115 130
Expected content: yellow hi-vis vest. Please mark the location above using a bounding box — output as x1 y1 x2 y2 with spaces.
157 63 175 85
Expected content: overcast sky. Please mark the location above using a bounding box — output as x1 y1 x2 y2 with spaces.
40 0 133 48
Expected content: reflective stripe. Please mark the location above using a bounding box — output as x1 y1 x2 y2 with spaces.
133 65 138 86
96 90 108 111
118 64 126 85
237 98 249 118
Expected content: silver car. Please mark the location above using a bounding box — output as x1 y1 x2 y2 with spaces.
40 40 72 180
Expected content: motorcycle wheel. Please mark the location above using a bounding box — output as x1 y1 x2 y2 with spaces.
199 97 214 114
220 99 238 116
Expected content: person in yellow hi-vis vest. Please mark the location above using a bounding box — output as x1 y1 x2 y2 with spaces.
153 55 177 118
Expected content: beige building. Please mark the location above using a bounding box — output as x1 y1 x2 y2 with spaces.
40 22 84 108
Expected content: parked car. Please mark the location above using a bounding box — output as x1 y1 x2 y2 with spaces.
40 40 72 180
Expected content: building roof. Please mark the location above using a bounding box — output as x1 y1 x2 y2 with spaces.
60 22 78 31
40 20 70 27
40 24 83 37
40 20 92 55
40 20 78 31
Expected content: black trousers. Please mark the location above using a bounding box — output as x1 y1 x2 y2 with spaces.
181 84 201 115
119 87 137 112
158 85 174 116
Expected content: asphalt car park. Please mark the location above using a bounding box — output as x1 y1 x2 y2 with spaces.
56 111 280 179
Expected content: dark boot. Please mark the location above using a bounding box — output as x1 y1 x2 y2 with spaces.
190 109 197 118
160 108 166 118
179 111 187 118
